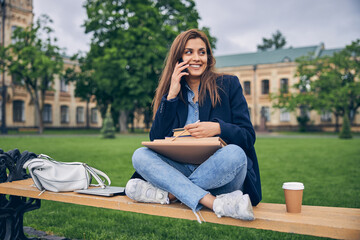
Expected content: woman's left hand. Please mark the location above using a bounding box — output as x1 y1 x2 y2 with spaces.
184 121 221 138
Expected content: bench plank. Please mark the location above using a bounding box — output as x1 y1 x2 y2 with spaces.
1 179 359 240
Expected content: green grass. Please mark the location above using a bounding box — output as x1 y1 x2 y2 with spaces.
1 135 359 240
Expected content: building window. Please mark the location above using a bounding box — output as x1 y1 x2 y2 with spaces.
11 25 22 44
60 78 68 92
13 100 25 122
280 78 289 94
60 105 69 123
91 108 98 123
261 106 270 122
244 81 251 95
0 100 2 121
43 104 52 123
76 107 84 123
261 80 269 94
280 108 290 122
12 73 25 86
320 110 332 122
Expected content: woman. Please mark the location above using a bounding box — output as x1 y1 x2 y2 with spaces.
125 29 261 222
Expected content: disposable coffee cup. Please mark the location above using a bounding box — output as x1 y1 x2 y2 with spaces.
282 182 304 213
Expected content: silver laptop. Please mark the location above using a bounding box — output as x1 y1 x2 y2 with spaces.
75 186 125 197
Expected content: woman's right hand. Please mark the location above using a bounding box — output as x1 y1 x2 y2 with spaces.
167 59 189 100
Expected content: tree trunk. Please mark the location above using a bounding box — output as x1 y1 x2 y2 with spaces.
35 101 44 134
86 99 90 129
335 114 339 133
118 110 129 133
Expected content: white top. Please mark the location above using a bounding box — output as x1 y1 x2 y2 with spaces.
282 182 304 190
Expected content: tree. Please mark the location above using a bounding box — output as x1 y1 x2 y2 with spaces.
257 30 286 51
5 15 64 134
83 0 216 133
101 104 116 138
339 110 352 139
64 52 97 129
271 39 360 134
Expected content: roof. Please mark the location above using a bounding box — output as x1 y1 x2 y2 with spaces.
319 48 343 57
215 44 343 68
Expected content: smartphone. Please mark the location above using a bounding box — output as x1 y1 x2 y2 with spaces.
179 58 188 73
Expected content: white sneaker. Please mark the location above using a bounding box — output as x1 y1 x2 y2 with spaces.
213 190 255 221
125 178 169 204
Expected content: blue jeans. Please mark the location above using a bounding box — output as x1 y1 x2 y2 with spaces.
132 144 247 211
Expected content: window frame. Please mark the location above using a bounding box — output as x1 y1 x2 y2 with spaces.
261 79 270 95
91 108 98 124
60 105 69 123
261 106 270 122
244 81 251 95
280 108 290 122
13 100 25 122
280 78 289 94
43 104 52 123
76 106 85 123
60 78 68 92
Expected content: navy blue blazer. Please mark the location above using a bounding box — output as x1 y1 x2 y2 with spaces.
132 75 262 206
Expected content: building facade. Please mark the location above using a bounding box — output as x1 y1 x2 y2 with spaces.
215 45 360 132
0 0 102 131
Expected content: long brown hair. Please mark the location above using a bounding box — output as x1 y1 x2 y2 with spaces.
152 29 222 119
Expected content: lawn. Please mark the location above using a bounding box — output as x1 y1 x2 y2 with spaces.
0 134 359 240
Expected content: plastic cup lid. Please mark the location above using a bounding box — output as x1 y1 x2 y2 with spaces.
282 182 304 190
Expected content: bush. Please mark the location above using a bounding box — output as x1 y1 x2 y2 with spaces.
296 115 309 132
101 106 115 138
339 113 352 139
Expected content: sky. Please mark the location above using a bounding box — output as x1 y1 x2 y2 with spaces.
32 0 360 57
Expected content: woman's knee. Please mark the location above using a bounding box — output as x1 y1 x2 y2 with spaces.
223 144 247 168
132 147 151 171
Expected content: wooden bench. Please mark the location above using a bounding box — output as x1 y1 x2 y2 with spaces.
17 128 39 133
1 178 359 240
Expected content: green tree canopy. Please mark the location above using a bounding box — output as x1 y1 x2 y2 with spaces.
83 0 216 132
64 52 97 129
271 39 360 134
3 15 64 134
257 30 286 51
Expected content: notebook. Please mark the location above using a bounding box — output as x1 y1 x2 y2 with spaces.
142 136 226 164
75 186 125 197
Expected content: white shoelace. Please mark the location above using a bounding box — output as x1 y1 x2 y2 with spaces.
193 210 206 224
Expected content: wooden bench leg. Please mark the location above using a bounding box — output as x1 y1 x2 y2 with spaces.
0 195 41 240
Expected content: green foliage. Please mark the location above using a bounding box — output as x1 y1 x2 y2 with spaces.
83 0 216 132
3 15 64 134
257 30 286 51
339 111 352 139
101 105 116 138
64 52 98 128
271 39 360 132
0 135 358 239
296 115 310 132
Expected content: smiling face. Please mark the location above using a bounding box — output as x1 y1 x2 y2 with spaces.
182 38 208 79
